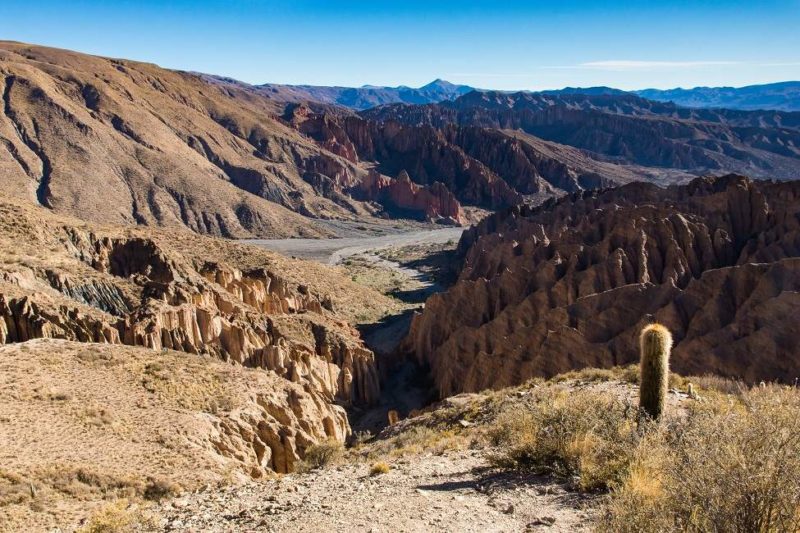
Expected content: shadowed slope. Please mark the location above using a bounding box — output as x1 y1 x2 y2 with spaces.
404 175 800 396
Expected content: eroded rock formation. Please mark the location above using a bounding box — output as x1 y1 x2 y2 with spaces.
363 91 800 181
403 175 800 396
0 199 387 470
355 170 465 224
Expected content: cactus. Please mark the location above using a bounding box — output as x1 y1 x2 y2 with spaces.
639 323 672 420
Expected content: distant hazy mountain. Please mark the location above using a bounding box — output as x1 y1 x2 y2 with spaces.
635 81 800 111
257 79 475 110
540 86 629 96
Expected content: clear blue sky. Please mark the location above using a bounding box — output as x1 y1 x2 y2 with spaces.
1 0 799 90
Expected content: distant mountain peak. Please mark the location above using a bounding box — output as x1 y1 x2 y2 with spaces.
422 78 456 89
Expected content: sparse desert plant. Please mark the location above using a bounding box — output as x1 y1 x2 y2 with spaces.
688 373 748 396
639 324 672 421
142 477 180 501
77 500 137 533
488 389 641 491
369 462 391 476
365 424 468 459
77 499 157 533
298 439 344 471
600 386 800 532
349 430 373 447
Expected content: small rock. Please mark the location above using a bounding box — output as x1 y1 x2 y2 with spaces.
528 516 557 527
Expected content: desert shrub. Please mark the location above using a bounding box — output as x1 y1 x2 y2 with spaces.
298 439 344 471
348 430 373 447
45 466 142 501
600 386 800 532
553 367 620 383
363 424 468 460
0 468 31 506
77 500 137 533
369 462 391 476
76 499 157 532
550 364 682 389
488 389 641 491
142 477 179 501
688 373 748 396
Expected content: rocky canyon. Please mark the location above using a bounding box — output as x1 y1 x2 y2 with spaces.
1 37 800 533
404 175 800 397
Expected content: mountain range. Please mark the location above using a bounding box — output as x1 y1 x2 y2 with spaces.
240 78 474 111
241 77 800 112
635 81 800 112
2 41 800 240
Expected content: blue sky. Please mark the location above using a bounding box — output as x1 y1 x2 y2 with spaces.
1 0 799 90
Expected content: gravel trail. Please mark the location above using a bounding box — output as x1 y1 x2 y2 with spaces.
148 450 597 532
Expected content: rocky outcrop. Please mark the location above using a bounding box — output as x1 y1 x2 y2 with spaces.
211 377 351 474
354 169 465 224
0 294 121 344
0 200 382 419
286 105 525 209
403 175 800 396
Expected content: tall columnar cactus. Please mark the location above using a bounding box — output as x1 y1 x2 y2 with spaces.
639 323 673 421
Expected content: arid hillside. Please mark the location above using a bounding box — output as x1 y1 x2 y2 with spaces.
0 339 353 531
0 41 391 237
404 175 800 397
0 193 409 493
6 41 779 238
364 91 800 181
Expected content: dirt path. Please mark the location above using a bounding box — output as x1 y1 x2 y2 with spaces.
148 450 597 532
242 227 464 265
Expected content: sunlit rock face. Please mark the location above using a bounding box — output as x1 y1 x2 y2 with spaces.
0 196 385 472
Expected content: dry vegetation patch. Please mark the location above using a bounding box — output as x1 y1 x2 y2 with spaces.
353 371 800 532
297 440 345 472
600 385 800 532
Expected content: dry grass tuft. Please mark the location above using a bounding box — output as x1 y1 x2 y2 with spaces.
76 499 157 532
298 440 345 471
369 462 391 476
687 373 749 396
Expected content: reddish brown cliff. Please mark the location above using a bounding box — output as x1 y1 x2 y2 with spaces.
355 170 465 224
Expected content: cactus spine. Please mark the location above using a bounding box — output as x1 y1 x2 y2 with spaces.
639 323 672 421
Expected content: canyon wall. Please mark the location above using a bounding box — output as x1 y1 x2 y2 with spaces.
404 175 800 396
